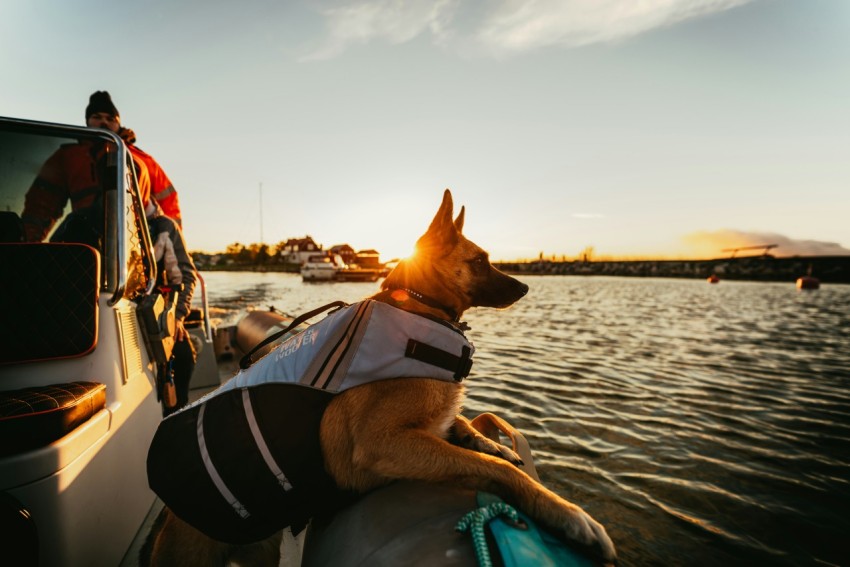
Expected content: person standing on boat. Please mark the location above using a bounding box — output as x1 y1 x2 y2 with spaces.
20 118 151 244
84 91 184 226
145 199 197 416
20 91 182 242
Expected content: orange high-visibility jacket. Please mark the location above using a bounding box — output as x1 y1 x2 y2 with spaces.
129 145 182 226
21 141 150 242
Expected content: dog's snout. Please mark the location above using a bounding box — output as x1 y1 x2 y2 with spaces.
518 282 529 296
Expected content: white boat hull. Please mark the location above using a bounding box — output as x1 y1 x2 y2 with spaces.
301 266 338 281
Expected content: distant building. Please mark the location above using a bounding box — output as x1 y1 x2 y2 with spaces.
280 236 322 265
355 249 382 268
330 244 357 266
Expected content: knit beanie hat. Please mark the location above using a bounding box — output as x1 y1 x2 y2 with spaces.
85 91 120 120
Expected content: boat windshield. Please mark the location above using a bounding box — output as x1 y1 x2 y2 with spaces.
0 127 117 246
0 119 149 298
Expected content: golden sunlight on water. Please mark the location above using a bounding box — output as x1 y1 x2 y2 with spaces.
199 272 850 566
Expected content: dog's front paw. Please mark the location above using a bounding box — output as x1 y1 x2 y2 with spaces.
458 433 524 466
559 505 617 565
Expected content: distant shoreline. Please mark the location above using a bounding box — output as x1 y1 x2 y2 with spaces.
195 255 850 284
494 255 850 284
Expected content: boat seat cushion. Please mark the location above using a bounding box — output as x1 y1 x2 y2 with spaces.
0 243 100 364
0 381 106 456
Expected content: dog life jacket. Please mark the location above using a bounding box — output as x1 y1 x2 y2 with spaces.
147 299 474 544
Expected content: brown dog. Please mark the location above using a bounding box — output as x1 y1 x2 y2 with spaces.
144 189 616 565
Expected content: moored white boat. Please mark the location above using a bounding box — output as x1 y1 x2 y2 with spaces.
301 253 347 281
335 267 382 282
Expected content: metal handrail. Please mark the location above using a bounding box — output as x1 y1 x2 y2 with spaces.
195 271 214 343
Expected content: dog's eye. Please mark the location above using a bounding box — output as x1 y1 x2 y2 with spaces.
468 253 488 273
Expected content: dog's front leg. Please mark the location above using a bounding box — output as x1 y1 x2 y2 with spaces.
322 381 616 564
333 428 616 564
450 415 524 465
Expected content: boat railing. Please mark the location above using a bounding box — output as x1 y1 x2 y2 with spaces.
195 271 214 343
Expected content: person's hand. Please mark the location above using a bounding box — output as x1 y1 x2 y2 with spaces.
118 127 136 145
174 319 188 342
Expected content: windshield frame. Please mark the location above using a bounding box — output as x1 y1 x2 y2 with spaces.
0 115 155 304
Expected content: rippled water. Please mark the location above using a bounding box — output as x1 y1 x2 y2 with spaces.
199 272 850 566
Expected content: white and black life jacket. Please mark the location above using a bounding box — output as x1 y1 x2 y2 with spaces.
147 299 474 544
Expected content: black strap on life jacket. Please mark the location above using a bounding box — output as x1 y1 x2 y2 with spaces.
239 301 348 370
404 339 472 381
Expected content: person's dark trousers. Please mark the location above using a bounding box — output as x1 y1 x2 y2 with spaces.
164 337 196 416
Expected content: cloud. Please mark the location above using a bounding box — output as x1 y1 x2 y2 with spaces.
682 229 850 258
473 0 753 54
303 0 458 60
304 0 755 59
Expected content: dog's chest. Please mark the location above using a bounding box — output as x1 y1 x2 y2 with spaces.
435 404 462 439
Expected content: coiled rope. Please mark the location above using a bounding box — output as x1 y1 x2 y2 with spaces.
456 500 521 567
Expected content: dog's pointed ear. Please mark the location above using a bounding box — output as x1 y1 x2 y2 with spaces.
454 206 465 234
416 189 458 250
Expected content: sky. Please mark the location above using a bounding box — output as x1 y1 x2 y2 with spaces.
2 0 848 261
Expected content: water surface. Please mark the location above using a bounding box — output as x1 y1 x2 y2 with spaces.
199 272 850 566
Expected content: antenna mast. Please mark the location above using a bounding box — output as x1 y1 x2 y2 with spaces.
259 182 264 244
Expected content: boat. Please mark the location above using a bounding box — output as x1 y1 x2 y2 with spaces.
0 116 222 566
335 267 382 282
796 264 820 290
335 250 385 282
0 116 600 566
302 252 385 282
707 274 720 284
796 276 820 290
300 253 347 281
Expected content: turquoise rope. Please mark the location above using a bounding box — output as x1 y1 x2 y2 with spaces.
456 501 521 567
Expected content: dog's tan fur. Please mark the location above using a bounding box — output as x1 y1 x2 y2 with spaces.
145 190 616 565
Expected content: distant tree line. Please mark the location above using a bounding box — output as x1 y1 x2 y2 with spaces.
190 241 298 271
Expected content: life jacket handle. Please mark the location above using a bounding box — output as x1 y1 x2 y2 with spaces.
239 300 348 370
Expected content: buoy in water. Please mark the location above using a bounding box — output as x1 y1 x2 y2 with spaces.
796 276 820 290
707 274 720 284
